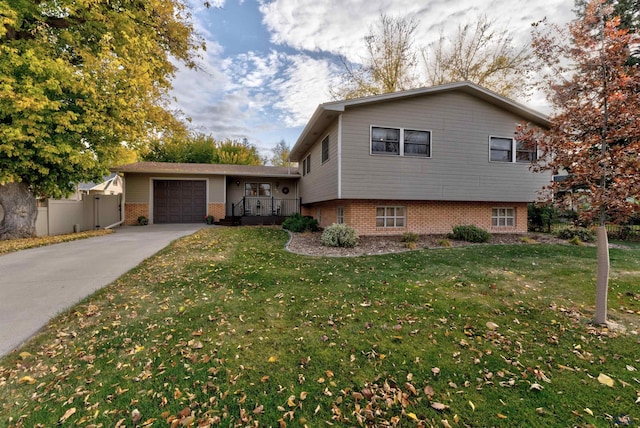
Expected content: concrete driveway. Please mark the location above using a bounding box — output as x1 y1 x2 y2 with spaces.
0 224 206 357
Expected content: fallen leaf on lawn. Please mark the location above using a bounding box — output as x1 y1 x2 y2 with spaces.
424 385 434 397
18 351 31 359
584 408 594 416
431 367 440 376
180 416 194 426
131 408 142 423
253 404 264 415
287 395 296 407
486 322 499 330
261 375 270 382
468 401 475 412
497 413 508 419
268 355 278 363
300 391 308 400
325 370 334 378
406 382 418 395
407 412 419 421
18 376 36 384
442 419 452 428
431 402 448 411
597 373 615 387
626 365 637 371
60 408 76 423
530 383 544 391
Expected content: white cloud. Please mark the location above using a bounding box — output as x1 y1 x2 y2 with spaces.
223 50 284 90
271 55 340 127
260 0 574 62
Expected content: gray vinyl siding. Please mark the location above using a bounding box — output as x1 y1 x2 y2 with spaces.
124 173 151 203
298 120 339 203
340 92 551 202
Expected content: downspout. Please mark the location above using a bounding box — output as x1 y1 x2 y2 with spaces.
338 113 342 199
104 174 125 229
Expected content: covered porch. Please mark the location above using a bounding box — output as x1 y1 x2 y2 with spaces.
220 175 300 226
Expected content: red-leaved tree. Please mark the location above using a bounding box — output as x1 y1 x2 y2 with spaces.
517 0 640 324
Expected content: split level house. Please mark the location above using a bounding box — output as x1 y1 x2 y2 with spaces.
111 82 552 236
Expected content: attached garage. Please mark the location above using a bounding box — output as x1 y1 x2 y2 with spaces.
153 180 206 223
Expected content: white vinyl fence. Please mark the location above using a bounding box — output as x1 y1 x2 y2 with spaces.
0 195 121 237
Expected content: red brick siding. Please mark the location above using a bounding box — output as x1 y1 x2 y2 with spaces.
124 203 149 225
302 200 527 235
208 203 225 221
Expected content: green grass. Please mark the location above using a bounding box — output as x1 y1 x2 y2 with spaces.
1 227 639 427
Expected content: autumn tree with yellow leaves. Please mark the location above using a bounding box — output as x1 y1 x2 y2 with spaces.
0 0 204 239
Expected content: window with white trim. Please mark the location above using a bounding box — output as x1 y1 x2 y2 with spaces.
336 206 344 224
516 140 537 163
321 136 329 163
245 182 272 197
376 206 406 227
371 127 431 157
490 136 537 163
302 154 311 176
492 207 515 227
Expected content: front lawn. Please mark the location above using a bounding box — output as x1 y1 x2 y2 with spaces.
1 227 639 427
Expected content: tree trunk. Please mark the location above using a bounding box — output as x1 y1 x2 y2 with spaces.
594 225 610 325
0 182 38 240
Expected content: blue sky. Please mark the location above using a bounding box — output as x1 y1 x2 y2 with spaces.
170 0 574 162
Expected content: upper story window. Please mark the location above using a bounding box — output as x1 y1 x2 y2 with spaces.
371 126 431 157
516 140 537 163
245 182 271 197
321 136 329 163
490 136 537 163
302 154 311 176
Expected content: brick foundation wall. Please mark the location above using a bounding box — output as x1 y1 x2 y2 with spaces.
124 203 149 226
302 200 528 236
208 203 225 221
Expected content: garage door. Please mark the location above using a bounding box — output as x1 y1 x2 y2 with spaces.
153 180 206 223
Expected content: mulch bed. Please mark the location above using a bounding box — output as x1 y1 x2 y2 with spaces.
286 232 567 257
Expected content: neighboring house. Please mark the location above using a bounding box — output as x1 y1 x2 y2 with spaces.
288 81 551 235
112 82 551 234
73 173 124 200
110 163 300 225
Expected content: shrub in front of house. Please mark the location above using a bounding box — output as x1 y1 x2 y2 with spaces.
137 215 148 226
321 223 359 248
282 213 319 233
554 226 595 242
451 225 491 243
